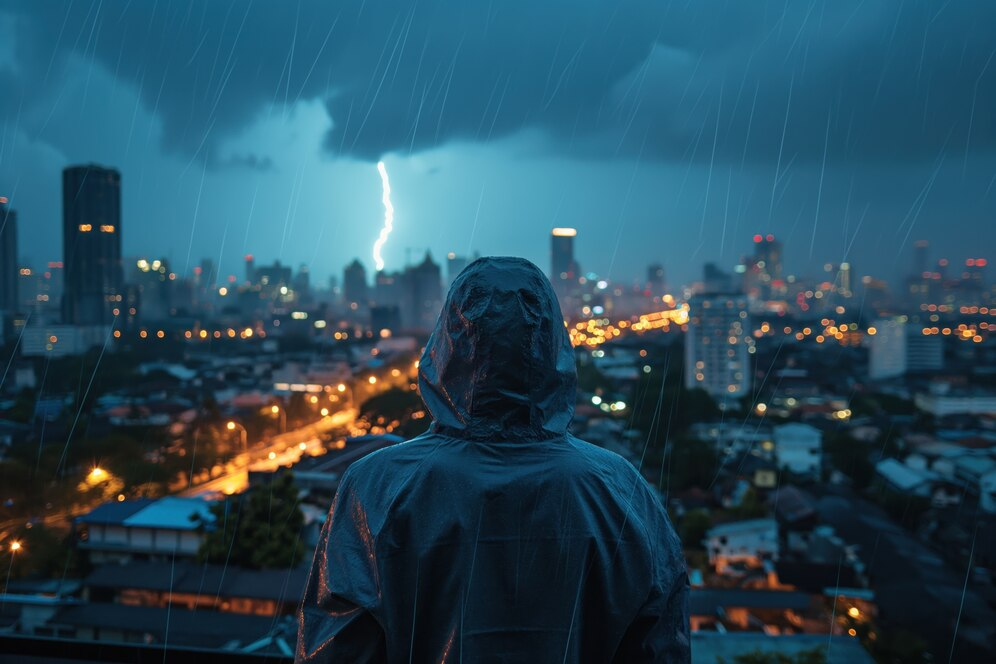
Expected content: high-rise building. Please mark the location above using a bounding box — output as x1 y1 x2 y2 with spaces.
343 259 369 307
685 292 751 400
912 240 929 279
62 165 123 325
446 252 469 287
403 252 443 331
132 258 172 322
743 234 783 300
550 227 580 296
868 317 944 380
703 263 732 293
0 197 17 314
244 254 256 284
647 264 665 294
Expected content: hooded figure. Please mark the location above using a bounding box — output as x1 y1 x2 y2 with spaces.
298 257 689 663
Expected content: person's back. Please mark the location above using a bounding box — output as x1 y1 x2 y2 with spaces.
297 257 689 663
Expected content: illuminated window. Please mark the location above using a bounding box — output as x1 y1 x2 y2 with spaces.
78 224 92 232
100 225 115 233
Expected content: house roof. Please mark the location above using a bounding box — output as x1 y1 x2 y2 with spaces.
76 497 214 530
85 561 308 603
690 588 811 614
876 458 936 491
692 633 875 664
706 518 777 537
50 603 282 649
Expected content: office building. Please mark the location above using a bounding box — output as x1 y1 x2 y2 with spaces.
646 264 665 294
343 259 369 307
774 423 822 478
869 317 943 380
62 165 123 325
743 234 784 300
446 252 469 287
1 197 17 320
402 252 443 331
550 227 580 298
685 292 751 400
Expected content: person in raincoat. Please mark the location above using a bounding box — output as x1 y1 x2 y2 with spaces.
297 256 689 663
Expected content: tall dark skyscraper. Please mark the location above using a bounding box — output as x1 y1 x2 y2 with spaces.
62 165 123 325
0 197 17 314
343 258 369 307
550 227 580 302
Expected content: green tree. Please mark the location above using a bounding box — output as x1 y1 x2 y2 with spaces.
825 434 875 489
197 474 306 569
360 387 429 438
656 436 720 492
679 509 712 549
720 647 826 664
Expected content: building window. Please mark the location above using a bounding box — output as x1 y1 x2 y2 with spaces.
79 224 92 232
100 224 115 233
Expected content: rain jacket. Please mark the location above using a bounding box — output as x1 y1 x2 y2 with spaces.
297 257 689 663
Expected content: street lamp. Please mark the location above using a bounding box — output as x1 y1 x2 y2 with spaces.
226 421 248 451
270 405 287 433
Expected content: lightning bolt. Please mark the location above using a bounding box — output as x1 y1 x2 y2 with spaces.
373 161 394 272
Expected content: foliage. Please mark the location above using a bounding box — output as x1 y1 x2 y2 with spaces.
871 481 931 529
575 360 609 394
2 524 82 581
360 387 429 438
657 436 720 492
629 344 721 447
197 473 306 570
825 433 875 489
719 647 826 664
679 509 712 548
731 486 768 519
867 628 930 663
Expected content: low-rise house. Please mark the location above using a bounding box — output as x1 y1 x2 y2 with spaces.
774 423 822 478
74 497 215 564
705 518 778 574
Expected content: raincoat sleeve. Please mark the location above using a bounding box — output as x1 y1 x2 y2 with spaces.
297 473 387 663
612 507 691 663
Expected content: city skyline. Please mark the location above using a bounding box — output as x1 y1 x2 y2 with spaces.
3 165 990 295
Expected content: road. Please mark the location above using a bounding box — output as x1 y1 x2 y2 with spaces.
180 408 357 498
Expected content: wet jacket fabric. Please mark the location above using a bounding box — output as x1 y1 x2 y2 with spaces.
297 257 690 663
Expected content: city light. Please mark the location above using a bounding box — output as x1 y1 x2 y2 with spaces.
552 227 577 237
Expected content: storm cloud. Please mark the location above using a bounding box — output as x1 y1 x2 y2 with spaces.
3 0 995 164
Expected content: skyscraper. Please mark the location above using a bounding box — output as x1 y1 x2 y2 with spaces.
62 165 123 325
550 227 579 302
403 252 443 331
647 264 665 294
0 197 17 314
743 234 783 300
446 252 469 286
343 259 369 307
685 292 751 401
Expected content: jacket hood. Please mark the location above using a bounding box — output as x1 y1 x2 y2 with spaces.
418 256 576 440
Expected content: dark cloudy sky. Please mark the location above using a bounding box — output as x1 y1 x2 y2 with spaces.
1 0 994 287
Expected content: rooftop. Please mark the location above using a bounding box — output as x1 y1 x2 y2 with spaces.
76 497 214 530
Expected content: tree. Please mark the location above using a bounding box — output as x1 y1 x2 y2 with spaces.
360 387 429 438
658 436 720 492
825 434 875 489
197 474 306 570
720 648 826 664
679 509 712 549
